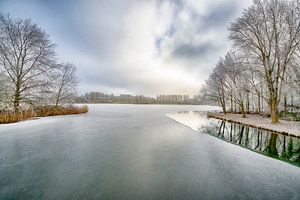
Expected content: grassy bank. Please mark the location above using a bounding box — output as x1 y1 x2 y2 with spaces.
0 105 88 124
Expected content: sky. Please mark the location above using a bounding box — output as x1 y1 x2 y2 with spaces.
0 0 253 96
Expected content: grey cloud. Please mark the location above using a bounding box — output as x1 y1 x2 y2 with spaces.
0 0 253 96
201 1 239 29
181 1 240 35
171 42 217 59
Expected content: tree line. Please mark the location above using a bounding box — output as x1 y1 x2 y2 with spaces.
76 92 199 104
200 0 300 123
0 13 79 112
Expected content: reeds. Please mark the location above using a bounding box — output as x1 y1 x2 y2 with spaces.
0 105 88 124
35 105 89 117
0 110 36 124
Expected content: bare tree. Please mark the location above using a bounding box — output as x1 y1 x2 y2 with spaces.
0 71 9 108
0 13 56 111
52 63 79 107
206 61 228 113
229 0 300 123
222 51 250 117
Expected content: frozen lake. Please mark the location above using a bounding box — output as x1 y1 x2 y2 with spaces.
0 104 299 200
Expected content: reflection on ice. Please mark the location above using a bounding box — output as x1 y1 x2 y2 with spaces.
167 111 300 166
166 111 210 131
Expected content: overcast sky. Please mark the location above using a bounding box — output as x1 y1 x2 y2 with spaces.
0 0 252 96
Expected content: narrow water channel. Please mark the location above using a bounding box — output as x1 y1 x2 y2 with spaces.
167 111 300 166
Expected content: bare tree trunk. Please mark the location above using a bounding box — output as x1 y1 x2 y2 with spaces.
55 96 59 107
270 99 279 123
13 95 20 112
261 95 264 113
220 101 227 114
55 85 63 108
13 82 21 112
246 92 250 114
234 100 237 113
230 94 233 113
240 101 246 118
257 92 261 114
291 95 294 112
284 94 288 114
219 86 227 114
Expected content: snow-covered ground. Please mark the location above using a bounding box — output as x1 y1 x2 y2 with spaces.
208 113 300 137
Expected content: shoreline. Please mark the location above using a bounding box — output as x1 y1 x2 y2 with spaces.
0 105 88 125
75 102 205 106
207 112 300 138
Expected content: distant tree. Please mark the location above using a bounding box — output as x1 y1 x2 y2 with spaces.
229 0 300 123
198 84 217 105
0 13 56 111
52 63 79 107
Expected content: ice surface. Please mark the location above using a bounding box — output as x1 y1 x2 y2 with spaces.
166 111 212 131
0 104 299 200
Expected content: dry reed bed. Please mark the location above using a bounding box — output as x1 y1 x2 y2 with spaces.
0 110 36 124
0 105 88 124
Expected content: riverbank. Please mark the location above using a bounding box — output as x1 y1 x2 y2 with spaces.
0 105 88 124
207 112 300 138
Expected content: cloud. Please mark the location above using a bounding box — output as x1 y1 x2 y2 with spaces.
171 41 217 58
0 0 253 96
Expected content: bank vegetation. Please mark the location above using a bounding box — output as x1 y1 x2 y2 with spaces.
200 0 300 124
0 13 88 123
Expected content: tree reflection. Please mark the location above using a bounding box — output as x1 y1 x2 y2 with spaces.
265 133 278 157
200 119 300 165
